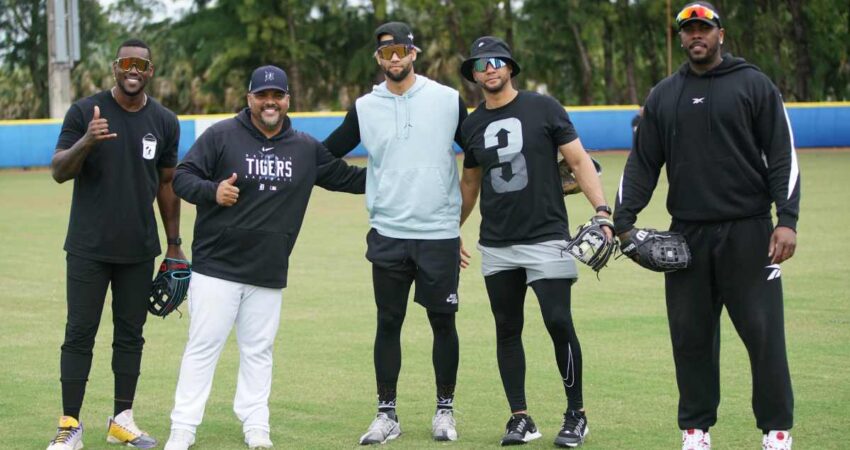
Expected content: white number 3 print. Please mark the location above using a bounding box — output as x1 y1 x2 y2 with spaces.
484 118 527 193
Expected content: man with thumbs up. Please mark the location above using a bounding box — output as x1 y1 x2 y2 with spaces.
165 65 365 450
47 39 183 450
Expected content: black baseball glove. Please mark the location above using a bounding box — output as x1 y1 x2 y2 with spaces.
149 258 192 317
567 215 617 272
619 228 691 272
559 158 602 196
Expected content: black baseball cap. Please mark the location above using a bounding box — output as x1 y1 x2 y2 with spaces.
676 1 722 30
460 36 521 82
248 65 288 93
374 22 422 52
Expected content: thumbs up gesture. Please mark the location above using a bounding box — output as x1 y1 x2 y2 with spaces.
85 105 118 145
216 173 240 206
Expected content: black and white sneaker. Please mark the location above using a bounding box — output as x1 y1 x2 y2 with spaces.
500 414 542 446
554 410 589 448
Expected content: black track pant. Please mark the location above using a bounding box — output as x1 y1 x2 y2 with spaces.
666 218 793 431
372 265 459 406
60 253 153 418
484 269 582 412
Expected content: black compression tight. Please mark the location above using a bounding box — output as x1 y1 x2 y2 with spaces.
372 266 459 409
485 269 583 412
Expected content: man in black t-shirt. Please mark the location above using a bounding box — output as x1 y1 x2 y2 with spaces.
47 39 184 450
459 37 613 448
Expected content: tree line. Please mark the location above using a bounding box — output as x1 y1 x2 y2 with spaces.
1 0 848 119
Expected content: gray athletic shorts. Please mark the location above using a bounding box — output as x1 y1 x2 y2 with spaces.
478 239 579 284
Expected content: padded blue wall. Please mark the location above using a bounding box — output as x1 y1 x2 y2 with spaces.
1 104 847 168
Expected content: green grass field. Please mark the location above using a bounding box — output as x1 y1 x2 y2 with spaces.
1 151 848 449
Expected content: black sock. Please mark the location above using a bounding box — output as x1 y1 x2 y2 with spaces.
114 373 138 416
377 383 397 416
61 380 86 420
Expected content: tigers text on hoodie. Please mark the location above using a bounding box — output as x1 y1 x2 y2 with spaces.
614 54 800 233
323 75 467 240
173 109 365 289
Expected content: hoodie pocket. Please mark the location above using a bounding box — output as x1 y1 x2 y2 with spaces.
668 156 765 219
210 227 290 283
372 167 450 227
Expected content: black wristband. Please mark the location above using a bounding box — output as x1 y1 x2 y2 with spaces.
595 205 612 215
167 237 182 246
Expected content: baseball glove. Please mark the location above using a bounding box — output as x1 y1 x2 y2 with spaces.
149 258 192 317
619 228 691 272
559 157 602 196
566 215 617 272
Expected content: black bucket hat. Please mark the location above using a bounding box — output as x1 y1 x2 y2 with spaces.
460 36 521 82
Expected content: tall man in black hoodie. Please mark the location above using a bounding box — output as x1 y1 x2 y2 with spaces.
164 65 365 450
614 3 799 450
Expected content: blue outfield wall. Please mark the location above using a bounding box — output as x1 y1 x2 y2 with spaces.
1 103 848 168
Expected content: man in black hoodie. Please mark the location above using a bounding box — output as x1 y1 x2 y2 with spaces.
614 3 799 450
164 65 365 450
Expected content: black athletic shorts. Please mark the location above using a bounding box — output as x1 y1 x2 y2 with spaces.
366 228 460 313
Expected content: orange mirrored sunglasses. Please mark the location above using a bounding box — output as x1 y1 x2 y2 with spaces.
113 57 151 72
377 44 413 60
675 4 720 26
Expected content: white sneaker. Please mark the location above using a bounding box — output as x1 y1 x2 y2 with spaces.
106 409 157 448
359 412 401 445
164 429 196 450
46 416 84 450
432 409 458 441
244 429 273 449
763 430 792 449
682 429 711 450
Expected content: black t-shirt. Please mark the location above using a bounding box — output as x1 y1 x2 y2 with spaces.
462 91 578 247
56 90 180 263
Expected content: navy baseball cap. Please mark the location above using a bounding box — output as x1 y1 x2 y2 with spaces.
374 22 422 52
676 2 722 30
248 65 288 93
460 36 521 82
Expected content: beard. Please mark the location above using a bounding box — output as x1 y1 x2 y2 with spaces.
479 76 509 94
686 41 721 65
251 104 283 130
384 63 412 82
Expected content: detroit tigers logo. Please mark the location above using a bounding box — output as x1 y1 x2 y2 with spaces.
264 71 274 82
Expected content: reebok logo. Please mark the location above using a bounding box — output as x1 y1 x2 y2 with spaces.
446 293 458 305
692 97 705 104
766 264 781 280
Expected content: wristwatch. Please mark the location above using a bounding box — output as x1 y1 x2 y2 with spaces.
595 205 612 215
167 237 182 246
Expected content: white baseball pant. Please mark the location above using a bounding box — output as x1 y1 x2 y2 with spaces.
170 271 283 434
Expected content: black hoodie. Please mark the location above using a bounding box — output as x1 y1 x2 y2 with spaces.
174 109 365 288
614 54 800 233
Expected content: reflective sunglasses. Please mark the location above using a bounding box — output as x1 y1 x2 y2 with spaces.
473 57 508 72
377 44 414 60
675 4 720 27
113 56 152 72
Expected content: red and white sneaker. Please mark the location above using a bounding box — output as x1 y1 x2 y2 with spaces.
763 430 792 449
682 429 710 450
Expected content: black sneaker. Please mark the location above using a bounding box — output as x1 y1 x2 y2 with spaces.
554 410 589 448
500 413 542 446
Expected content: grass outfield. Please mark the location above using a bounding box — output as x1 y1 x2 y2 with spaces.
0 150 848 449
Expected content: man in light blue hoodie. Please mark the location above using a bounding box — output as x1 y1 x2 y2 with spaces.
323 21 468 445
